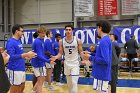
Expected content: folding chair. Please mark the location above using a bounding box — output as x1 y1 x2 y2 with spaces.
118 53 130 76
131 58 140 72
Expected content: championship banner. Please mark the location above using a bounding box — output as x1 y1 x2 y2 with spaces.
98 0 118 16
122 0 140 15
74 0 94 17
113 26 140 44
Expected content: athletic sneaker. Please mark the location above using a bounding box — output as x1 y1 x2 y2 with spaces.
48 85 56 91
31 90 36 93
55 82 64 86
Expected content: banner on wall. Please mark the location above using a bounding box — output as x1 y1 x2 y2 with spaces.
122 0 140 15
21 28 97 44
74 0 94 17
21 26 140 44
113 26 140 43
98 0 118 16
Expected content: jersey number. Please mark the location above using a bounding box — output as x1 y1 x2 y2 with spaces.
69 49 72 54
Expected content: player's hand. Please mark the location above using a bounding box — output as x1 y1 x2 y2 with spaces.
25 51 37 59
2 50 10 64
81 60 91 66
81 52 91 60
50 61 56 65
50 56 57 61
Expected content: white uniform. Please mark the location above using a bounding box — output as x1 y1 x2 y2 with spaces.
62 36 80 93
63 36 80 75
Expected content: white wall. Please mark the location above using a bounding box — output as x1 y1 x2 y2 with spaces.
14 0 72 24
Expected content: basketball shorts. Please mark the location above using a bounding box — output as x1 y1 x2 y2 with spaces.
7 69 25 85
33 66 46 77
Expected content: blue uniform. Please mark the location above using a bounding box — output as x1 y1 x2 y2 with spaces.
87 47 96 56
6 38 25 71
44 39 55 59
32 38 50 67
89 36 112 81
53 41 59 56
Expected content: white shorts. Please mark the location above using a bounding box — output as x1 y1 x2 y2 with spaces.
7 69 25 85
64 64 79 76
46 63 54 69
33 66 46 77
93 78 109 93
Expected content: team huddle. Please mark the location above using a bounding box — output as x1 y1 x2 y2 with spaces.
4 20 114 93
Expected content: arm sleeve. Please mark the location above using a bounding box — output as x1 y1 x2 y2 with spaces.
33 40 50 63
6 42 22 61
44 39 55 56
94 41 111 65
134 40 139 49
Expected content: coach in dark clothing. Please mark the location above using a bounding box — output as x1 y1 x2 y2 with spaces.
0 51 10 93
124 36 139 68
109 34 121 93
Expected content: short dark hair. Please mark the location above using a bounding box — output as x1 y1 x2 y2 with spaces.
55 33 61 38
65 24 74 30
46 30 51 37
109 33 118 41
12 24 23 34
33 32 38 39
96 20 111 33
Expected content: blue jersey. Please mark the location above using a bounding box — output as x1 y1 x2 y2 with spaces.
89 36 112 81
32 38 50 67
6 38 25 71
44 38 55 59
54 41 59 56
87 47 96 56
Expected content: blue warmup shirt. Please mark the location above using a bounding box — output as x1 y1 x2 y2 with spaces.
89 36 112 81
32 38 50 67
44 39 55 59
87 47 96 56
53 41 59 56
6 38 25 71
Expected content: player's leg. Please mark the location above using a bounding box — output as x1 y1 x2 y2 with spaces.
93 78 109 93
33 66 46 93
70 66 79 93
7 70 25 93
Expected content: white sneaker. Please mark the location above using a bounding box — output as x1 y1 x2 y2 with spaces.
48 85 56 91
55 82 64 86
43 82 48 88
31 90 36 93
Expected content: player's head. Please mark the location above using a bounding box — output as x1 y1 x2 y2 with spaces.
12 24 24 38
37 26 46 39
109 33 118 41
55 33 61 41
65 25 74 37
33 32 38 39
90 45 96 52
96 20 111 36
46 30 53 38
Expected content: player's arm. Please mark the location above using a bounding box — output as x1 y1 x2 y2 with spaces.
77 38 83 56
55 39 63 59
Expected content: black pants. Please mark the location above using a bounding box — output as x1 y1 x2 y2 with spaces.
109 65 118 93
53 59 62 82
127 53 137 68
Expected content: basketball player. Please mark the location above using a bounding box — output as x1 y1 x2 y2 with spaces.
82 20 112 93
6 24 37 93
50 24 83 93
32 27 55 93
44 30 56 90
